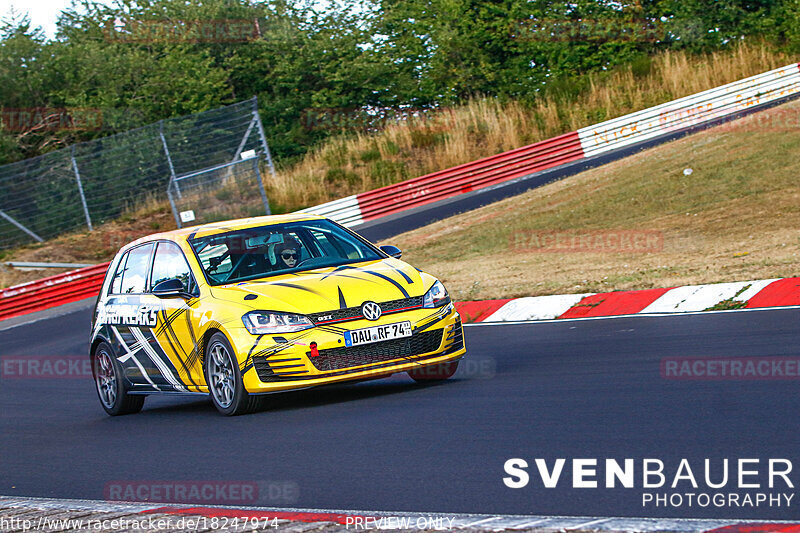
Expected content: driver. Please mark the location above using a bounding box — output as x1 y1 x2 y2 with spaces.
275 237 300 269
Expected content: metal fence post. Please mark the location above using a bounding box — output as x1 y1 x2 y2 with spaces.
251 98 276 177
160 120 181 198
232 116 256 162
70 146 93 231
166 185 182 229
0 209 44 242
252 157 271 215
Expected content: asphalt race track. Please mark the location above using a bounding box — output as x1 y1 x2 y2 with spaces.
1 307 799 520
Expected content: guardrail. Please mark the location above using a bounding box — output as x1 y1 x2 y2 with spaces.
3 62 800 321
303 62 800 226
0 262 109 321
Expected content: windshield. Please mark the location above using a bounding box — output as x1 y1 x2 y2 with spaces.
189 219 384 285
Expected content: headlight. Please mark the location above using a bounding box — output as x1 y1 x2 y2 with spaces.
423 280 450 308
242 311 314 334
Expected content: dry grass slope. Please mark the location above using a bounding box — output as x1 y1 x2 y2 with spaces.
386 97 800 301
268 42 792 210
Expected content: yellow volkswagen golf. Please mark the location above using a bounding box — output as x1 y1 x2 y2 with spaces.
91 214 465 415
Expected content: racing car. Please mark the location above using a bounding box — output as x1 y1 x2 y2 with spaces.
91 214 466 415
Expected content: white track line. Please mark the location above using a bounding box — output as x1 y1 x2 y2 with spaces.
565 517 610 530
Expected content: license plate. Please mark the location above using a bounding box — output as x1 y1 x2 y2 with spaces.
344 321 412 347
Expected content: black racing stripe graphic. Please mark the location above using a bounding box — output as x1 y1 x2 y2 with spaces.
338 286 347 309
360 270 410 298
321 266 410 296
157 308 189 359
241 362 253 375
252 338 299 359
182 309 202 372
155 306 187 337
320 265 356 280
111 325 164 388
317 325 347 334
326 273 385 286
389 265 414 284
139 327 188 387
247 335 265 358
269 282 336 305
414 308 452 333
157 317 197 387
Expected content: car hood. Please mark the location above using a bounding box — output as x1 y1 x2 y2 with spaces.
208 258 429 315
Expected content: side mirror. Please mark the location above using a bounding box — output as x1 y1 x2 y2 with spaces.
380 245 402 259
152 278 191 299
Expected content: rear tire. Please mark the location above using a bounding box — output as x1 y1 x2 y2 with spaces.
93 342 145 416
206 333 261 416
408 360 460 382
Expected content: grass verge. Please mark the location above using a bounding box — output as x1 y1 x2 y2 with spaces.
384 98 800 301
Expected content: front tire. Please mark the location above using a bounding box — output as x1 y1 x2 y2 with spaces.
93 342 145 416
408 360 460 382
206 333 261 416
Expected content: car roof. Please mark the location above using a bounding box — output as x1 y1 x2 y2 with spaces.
122 213 326 250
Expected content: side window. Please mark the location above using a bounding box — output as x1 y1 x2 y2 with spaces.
119 244 154 294
109 252 128 295
198 243 232 278
150 241 196 294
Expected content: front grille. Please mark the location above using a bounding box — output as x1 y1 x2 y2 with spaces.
444 317 464 354
308 329 443 372
307 296 424 325
252 357 308 382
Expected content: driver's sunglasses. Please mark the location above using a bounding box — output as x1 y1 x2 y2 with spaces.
281 250 298 259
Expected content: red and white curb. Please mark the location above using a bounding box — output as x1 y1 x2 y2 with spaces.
1 496 798 532
455 278 800 324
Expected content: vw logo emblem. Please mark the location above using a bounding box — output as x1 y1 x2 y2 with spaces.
361 301 382 321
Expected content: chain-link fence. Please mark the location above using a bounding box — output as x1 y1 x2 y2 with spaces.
0 97 274 250
167 156 270 228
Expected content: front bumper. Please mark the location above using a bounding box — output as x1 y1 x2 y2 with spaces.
227 303 466 393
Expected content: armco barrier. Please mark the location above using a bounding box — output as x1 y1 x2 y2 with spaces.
0 262 108 321
302 62 800 226
578 63 800 157
4 62 800 321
